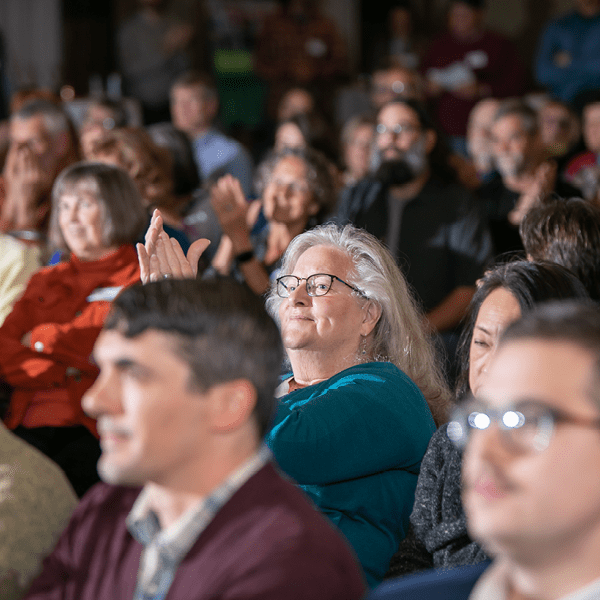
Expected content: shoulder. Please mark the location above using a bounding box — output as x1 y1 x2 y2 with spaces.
565 151 597 178
196 463 366 595
320 362 424 399
369 561 491 600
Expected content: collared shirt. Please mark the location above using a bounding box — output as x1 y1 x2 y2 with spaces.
126 446 271 600
470 560 600 600
192 129 254 196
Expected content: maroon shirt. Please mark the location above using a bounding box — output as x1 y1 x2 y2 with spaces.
422 30 525 137
24 463 367 600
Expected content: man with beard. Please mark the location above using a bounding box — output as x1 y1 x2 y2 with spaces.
336 99 492 373
479 99 579 256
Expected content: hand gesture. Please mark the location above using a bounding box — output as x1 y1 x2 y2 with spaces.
508 161 557 226
137 209 210 284
210 175 252 244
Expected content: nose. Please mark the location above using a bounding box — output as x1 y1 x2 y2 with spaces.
82 371 121 420
286 280 311 305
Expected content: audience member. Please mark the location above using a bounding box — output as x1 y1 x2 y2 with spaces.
368 1 423 72
464 98 500 186
370 64 425 111
0 163 145 496
479 99 579 255
0 380 77 600
520 196 600 300
277 87 316 121
0 234 41 326
340 114 376 186
0 99 79 241
116 0 193 124
87 126 190 252
170 71 254 196
422 0 524 155
537 98 581 166
206 146 335 294
79 99 129 160
25 278 367 600
385 260 589 580
371 301 600 599
565 91 600 199
535 0 600 102
336 99 492 363
254 0 348 119
136 221 451 587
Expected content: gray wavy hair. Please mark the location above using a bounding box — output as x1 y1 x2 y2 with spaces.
265 223 451 425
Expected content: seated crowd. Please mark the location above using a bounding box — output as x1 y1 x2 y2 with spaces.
2 0 600 598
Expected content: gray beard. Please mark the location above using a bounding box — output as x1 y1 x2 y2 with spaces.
372 136 428 184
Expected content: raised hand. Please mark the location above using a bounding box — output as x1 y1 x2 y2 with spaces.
137 209 210 284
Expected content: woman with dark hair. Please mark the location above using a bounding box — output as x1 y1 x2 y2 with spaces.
386 260 590 578
0 162 145 496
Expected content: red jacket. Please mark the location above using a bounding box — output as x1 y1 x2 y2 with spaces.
0 245 140 435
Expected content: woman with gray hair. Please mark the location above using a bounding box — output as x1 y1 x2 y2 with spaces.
137 220 450 588
263 223 450 588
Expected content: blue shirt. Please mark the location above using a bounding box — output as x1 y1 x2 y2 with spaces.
192 129 254 196
535 10 600 101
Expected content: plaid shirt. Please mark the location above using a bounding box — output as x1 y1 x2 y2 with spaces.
126 446 271 600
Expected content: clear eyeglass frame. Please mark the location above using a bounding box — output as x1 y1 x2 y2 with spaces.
447 397 600 453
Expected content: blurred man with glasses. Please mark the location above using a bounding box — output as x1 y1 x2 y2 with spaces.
369 300 600 599
337 99 492 376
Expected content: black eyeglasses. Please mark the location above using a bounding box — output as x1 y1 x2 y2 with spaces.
376 123 420 137
447 397 600 453
276 273 364 298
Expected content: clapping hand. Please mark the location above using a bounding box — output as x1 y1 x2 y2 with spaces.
136 209 210 284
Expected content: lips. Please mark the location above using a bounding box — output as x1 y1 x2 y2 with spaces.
473 474 509 500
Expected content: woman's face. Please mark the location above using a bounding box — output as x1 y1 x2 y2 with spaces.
278 245 376 361
275 122 307 152
58 187 110 261
469 287 522 395
344 123 374 180
263 155 319 226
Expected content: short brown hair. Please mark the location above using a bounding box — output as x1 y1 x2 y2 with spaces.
50 161 147 251
171 71 218 100
520 197 600 301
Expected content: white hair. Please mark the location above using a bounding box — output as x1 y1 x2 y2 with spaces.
266 223 451 425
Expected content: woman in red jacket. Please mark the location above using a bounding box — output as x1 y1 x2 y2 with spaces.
0 162 146 495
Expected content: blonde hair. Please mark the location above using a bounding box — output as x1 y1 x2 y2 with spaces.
266 223 452 425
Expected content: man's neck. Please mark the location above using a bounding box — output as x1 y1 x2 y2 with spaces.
191 125 212 140
388 169 429 201
500 533 600 600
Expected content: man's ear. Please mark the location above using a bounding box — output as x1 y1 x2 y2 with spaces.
209 379 257 433
359 300 382 337
424 129 437 154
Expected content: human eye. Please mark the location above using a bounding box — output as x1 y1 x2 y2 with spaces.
472 338 490 347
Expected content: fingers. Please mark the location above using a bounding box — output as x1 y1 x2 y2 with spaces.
186 238 211 277
136 242 151 284
144 209 164 256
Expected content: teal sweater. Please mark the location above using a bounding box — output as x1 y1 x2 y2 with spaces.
266 362 436 588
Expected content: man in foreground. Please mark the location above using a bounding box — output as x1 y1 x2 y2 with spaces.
370 300 600 599
25 278 366 600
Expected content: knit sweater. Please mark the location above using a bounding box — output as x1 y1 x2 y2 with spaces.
24 463 367 600
0 245 140 435
266 361 436 588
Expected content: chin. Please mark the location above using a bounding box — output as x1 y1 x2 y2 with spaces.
97 457 144 487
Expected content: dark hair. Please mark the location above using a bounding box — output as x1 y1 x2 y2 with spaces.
104 278 284 437
379 99 457 183
147 122 202 196
83 98 128 129
455 260 590 400
501 300 600 410
255 146 336 221
50 162 148 251
520 197 600 301
493 98 539 136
